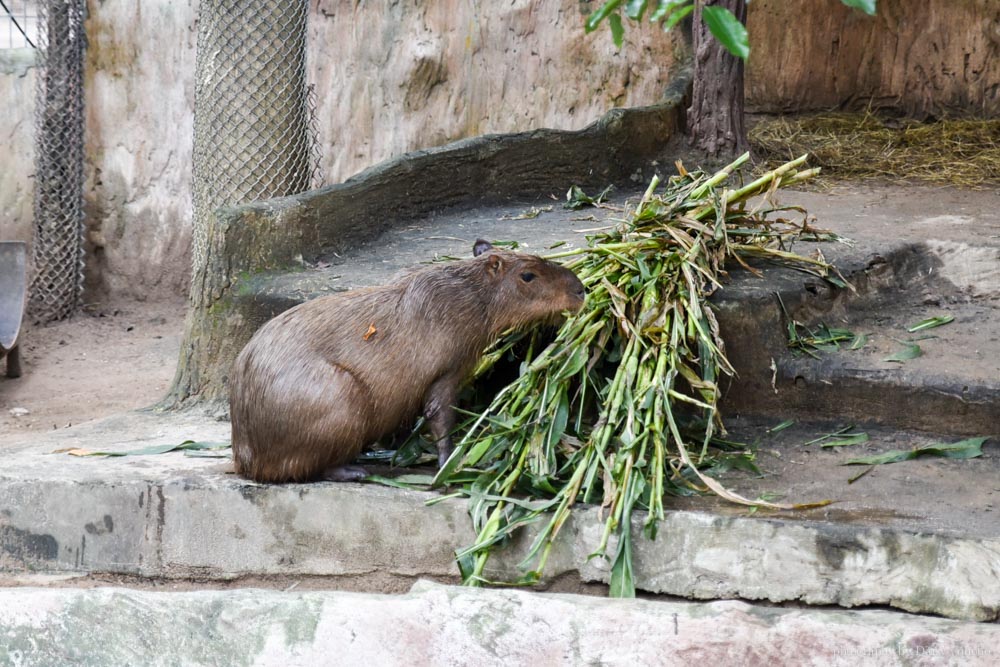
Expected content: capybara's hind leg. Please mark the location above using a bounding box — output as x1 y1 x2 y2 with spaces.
291 364 375 480
232 363 374 483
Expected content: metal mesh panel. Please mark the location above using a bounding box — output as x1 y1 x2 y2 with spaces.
191 0 320 272
1 1 38 49
29 0 85 323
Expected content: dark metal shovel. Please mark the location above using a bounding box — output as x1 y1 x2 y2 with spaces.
0 241 27 378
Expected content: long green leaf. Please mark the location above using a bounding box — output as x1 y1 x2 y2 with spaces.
820 432 869 448
64 440 230 458
844 437 988 466
701 6 749 60
625 0 648 20
586 0 623 32
651 0 690 22
662 3 694 31
840 0 876 16
608 13 625 48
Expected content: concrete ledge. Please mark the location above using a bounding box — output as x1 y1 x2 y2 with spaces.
1 411 998 621
1 581 998 666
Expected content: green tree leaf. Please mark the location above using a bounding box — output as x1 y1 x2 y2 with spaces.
586 0 623 32
651 0 691 22
701 5 749 60
840 0 877 16
625 0 649 21
609 13 625 48
662 3 694 31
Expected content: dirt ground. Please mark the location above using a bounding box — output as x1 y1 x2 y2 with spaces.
0 297 186 436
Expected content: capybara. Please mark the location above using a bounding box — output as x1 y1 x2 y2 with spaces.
230 239 586 483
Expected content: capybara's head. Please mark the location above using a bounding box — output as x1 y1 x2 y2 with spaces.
472 239 585 331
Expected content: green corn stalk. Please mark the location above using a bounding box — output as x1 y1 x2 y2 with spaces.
435 153 838 594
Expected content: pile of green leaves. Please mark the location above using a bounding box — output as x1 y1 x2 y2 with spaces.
433 153 841 596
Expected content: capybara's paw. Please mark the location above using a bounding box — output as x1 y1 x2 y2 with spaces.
322 465 369 482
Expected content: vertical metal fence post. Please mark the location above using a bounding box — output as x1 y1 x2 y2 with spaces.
29 0 86 323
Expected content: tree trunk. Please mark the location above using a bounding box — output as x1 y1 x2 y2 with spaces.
165 0 314 408
687 0 749 158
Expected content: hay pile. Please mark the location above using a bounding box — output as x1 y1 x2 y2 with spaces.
750 113 1000 188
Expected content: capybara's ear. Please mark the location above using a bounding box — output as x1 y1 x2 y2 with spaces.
473 239 493 257
485 253 504 276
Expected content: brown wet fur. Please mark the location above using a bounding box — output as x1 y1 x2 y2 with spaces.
230 241 585 483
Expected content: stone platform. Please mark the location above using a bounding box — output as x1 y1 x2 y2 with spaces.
1 184 998 624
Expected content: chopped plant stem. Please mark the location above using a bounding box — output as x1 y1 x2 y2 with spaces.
768 420 796 434
435 155 841 594
907 315 954 333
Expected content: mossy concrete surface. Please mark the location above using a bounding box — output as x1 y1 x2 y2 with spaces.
1 580 998 667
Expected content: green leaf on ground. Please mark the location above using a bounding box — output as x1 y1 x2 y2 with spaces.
849 333 869 350
364 474 437 490
804 425 866 447
843 437 988 466
907 315 954 333
767 419 796 434
884 343 922 363
820 432 870 448
565 185 614 210
61 440 230 458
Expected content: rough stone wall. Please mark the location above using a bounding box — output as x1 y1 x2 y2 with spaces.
0 50 37 248
82 0 199 297
746 0 1000 118
308 1 683 186
73 0 680 299
5 0 994 300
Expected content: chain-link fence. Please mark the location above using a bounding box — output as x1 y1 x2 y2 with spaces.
0 0 38 49
191 0 320 274
29 0 85 323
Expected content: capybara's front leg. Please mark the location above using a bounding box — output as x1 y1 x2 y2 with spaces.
424 376 459 468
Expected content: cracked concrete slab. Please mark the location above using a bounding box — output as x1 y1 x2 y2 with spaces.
0 581 998 667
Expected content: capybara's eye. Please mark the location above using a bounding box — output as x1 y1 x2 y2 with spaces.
520 272 536 283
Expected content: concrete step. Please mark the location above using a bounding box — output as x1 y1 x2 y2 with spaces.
717 239 1000 435
1 410 997 621
2 185 997 627
239 187 1000 437
1 580 998 667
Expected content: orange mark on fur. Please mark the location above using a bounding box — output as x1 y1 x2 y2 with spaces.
363 323 377 341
